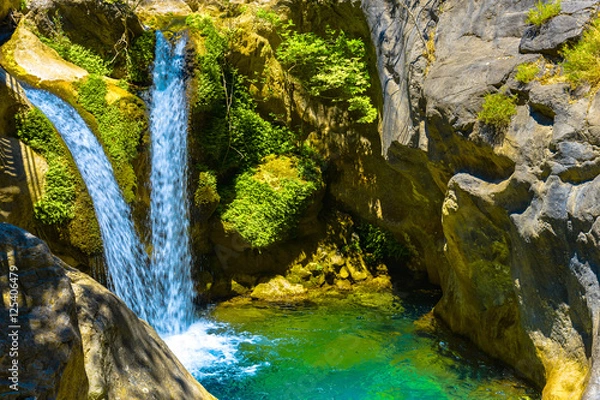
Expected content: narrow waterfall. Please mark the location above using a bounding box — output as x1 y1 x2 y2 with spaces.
148 31 195 335
23 87 153 321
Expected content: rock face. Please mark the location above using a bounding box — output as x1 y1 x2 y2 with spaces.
0 223 216 400
359 0 600 398
28 0 144 65
0 223 88 399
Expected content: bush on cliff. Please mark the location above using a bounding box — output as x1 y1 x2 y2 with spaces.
477 92 517 128
562 18 600 88
277 26 377 124
526 0 561 27
221 155 322 248
38 21 112 76
515 62 540 84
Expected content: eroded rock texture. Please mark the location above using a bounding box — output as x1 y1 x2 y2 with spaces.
0 223 215 400
360 0 600 398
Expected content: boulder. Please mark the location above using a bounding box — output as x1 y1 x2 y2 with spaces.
66 267 216 400
0 25 88 84
0 224 216 399
0 223 88 399
251 275 308 302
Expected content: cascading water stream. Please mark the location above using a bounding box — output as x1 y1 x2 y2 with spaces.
23 32 255 386
148 31 195 335
23 87 153 321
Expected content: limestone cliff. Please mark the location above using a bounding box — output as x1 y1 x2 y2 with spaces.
361 0 600 398
0 223 216 399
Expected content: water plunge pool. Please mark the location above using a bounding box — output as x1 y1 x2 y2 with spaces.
166 290 540 399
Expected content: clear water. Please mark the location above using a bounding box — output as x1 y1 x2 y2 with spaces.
23 87 153 321
148 31 195 335
171 292 540 400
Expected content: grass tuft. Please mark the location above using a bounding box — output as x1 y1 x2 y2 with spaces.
477 93 517 128
527 0 561 27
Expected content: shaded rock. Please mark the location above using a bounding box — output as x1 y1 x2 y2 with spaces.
66 267 216 400
0 223 88 399
0 224 216 399
528 81 569 119
0 137 47 233
0 67 29 135
0 0 19 21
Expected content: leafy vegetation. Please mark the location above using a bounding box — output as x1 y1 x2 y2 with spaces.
188 15 296 173
39 25 112 76
15 108 76 224
477 92 517 128
186 14 327 246
515 62 539 84
526 0 561 27
562 18 600 88
221 155 322 248
127 30 156 86
77 75 145 202
194 170 221 217
277 26 377 124
33 160 76 224
345 222 409 267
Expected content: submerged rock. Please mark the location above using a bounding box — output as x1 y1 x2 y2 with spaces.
0 223 216 400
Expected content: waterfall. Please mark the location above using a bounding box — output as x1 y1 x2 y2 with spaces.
148 31 195 335
23 87 154 321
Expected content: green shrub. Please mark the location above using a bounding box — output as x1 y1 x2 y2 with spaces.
221 155 322 248
255 8 282 29
515 62 539 84
562 18 600 88
527 0 561 27
127 30 156 86
277 27 376 124
16 109 76 224
77 75 145 202
354 223 409 267
477 92 517 128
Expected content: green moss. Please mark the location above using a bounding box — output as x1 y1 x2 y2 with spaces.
562 18 600 88
277 26 377 124
526 0 561 27
33 159 76 224
515 62 539 84
477 93 517 128
15 108 76 225
221 155 322 248
76 75 145 203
